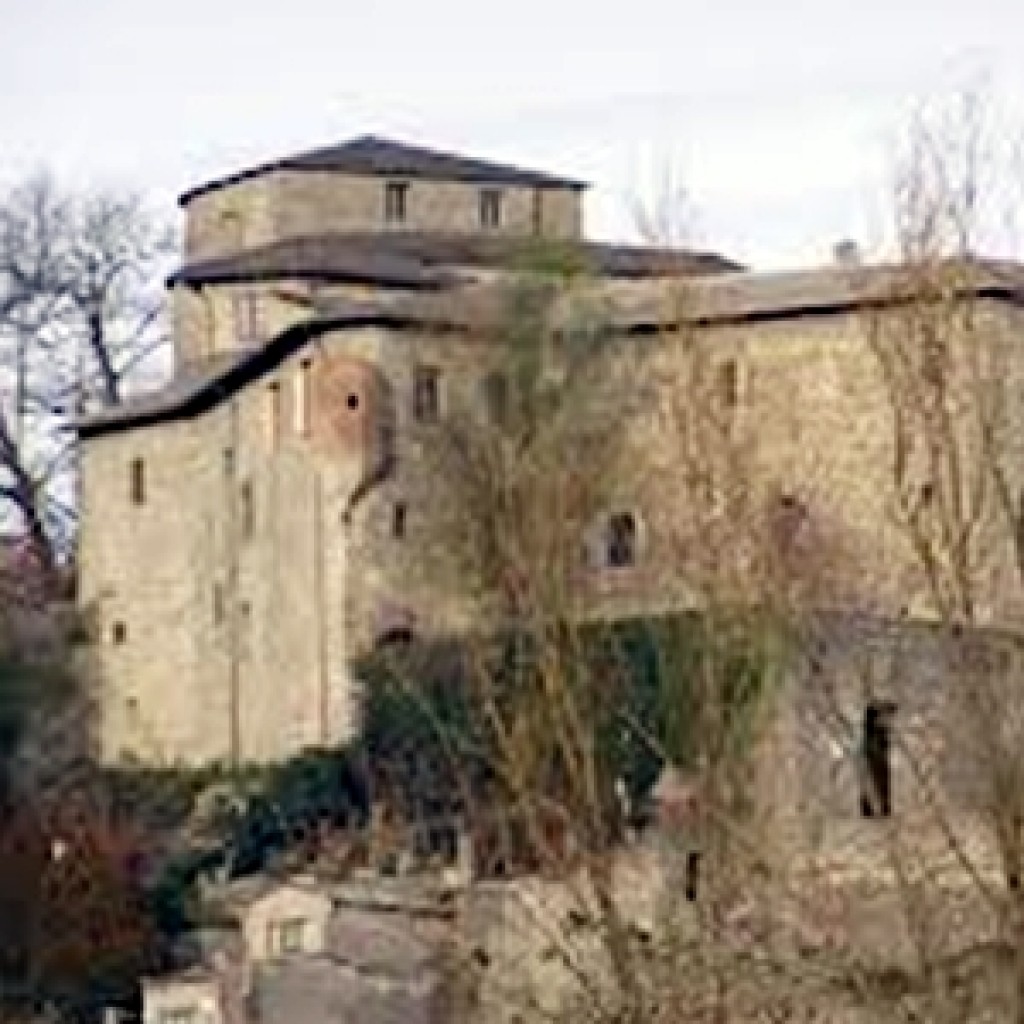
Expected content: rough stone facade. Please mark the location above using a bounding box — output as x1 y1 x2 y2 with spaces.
183 170 581 265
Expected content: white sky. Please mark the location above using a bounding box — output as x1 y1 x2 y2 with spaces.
2 0 1024 269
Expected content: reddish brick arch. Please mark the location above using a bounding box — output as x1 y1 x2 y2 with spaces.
309 350 395 465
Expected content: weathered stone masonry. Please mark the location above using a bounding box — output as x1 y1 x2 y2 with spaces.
77 135 1024 773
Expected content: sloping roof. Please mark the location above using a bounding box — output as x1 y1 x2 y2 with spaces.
168 234 459 289
80 260 1024 440
168 231 742 289
77 350 252 436
76 304 394 437
594 258 1024 329
179 135 588 206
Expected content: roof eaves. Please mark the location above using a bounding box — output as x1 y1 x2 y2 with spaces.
166 263 456 291
77 308 442 439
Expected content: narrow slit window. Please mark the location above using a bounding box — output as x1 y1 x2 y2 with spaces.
111 621 127 645
531 189 544 235
393 502 407 539
265 381 281 451
484 371 509 425
295 359 312 437
718 359 738 408
240 480 254 539
685 850 701 901
860 701 895 818
384 181 409 224
233 292 261 345
129 458 145 505
413 365 440 422
605 512 638 569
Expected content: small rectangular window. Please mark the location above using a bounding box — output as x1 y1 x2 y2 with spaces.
268 917 306 956
413 365 440 423
295 359 312 437
393 502 407 539
484 371 509 425
685 850 701 901
531 189 543 235
480 188 503 229
384 181 409 224
129 458 145 505
240 480 254 539
213 582 225 625
111 621 127 645
265 382 282 451
717 359 738 408
233 292 261 345
606 512 638 569
861 701 895 818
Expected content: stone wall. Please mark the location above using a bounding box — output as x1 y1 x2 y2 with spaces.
80 325 402 764
182 170 583 265
80 281 1024 766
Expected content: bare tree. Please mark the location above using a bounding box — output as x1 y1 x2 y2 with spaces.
0 174 174 586
360 259 851 1023
854 92 1024 1022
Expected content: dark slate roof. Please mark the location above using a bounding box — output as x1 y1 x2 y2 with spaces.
168 235 459 290
76 304 393 438
179 135 588 205
168 231 742 288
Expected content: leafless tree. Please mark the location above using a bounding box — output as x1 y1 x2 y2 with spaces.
853 92 1024 1022
365 259 862 1023
0 173 174 588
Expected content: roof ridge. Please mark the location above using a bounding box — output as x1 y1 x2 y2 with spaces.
179 134 588 206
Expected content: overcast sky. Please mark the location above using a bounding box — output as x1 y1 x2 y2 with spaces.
2 0 1023 268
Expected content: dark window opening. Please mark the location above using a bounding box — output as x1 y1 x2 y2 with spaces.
531 189 543 235
718 359 738 407
295 358 313 436
240 480 254 539
773 492 809 552
266 382 282 450
480 189 503 229
484 371 509 424
376 626 414 648
393 502 407 539
111 621 127 645
129 458 145 505
346 392 360 411
413 365 440 422
233 292 261 345
384 181 409 224
685 850 701 901
606 512 638 569
861 701 895 818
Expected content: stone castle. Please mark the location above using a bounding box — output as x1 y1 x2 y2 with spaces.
77 134 1024 770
